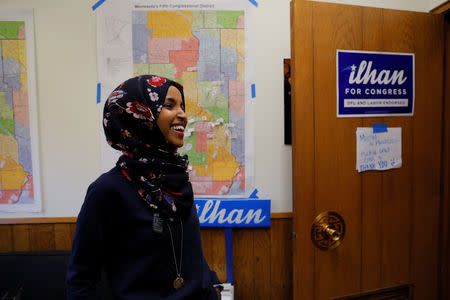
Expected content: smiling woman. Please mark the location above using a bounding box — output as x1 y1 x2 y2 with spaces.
66 75 222 300
157 85 187 150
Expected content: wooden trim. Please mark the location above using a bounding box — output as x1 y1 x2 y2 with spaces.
329 284 413 300
271 212 293 219
0 213 292 225
0 217 77 225
439 13 450 300
430 0 450 14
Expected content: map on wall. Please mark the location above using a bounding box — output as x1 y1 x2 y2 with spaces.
132 10 246 195
97 1 254 197
0 9 41 212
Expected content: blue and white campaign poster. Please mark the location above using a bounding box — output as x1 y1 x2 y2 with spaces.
195 198 271 227
337 50 414 117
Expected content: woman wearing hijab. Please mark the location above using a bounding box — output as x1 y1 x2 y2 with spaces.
66 75 221 299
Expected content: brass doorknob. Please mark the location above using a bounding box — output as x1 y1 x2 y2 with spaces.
311 211 345 251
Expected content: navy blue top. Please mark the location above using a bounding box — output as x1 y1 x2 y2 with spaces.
66 167 219 300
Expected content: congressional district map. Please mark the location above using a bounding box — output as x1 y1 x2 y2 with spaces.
132 10 246 196
0 10 40 212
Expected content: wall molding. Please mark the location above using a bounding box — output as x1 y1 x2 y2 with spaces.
0 213 293 225
0 217 77 224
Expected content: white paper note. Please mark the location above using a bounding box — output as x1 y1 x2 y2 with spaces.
356 127 402 172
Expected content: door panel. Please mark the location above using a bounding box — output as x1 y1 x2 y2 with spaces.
291 1 444 299
290 0 315 298
360 8 384 293
313 5 363 299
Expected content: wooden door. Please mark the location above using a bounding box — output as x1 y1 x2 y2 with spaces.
291 1 445 299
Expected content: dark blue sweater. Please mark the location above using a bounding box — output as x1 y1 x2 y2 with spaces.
66 167 219 299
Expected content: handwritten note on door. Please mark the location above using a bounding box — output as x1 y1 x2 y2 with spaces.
356 127 402 172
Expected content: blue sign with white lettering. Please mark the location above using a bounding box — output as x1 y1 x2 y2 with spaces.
337 50 414 117
195 199 271 227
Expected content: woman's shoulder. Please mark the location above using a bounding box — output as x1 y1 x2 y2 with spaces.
87 166 128 195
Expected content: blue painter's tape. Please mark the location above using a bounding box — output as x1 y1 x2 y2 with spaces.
372 122 388 133
97 83 101 104
248 0 259 7
195 199 271 227
249 189 259 199
225 228 234 284
92 0 106 11
251 84 256 98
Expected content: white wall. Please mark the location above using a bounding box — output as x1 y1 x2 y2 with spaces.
0 0 99 218
0 0 443 218
0 0 293 218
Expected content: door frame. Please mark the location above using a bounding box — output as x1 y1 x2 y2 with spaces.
439 11 450 300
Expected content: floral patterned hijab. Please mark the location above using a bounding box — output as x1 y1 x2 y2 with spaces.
103 75 193 218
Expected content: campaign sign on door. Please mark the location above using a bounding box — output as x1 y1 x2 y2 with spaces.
337 50 414 117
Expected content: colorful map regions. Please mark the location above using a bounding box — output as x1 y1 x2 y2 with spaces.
132 10 246 196
0 21 35 205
